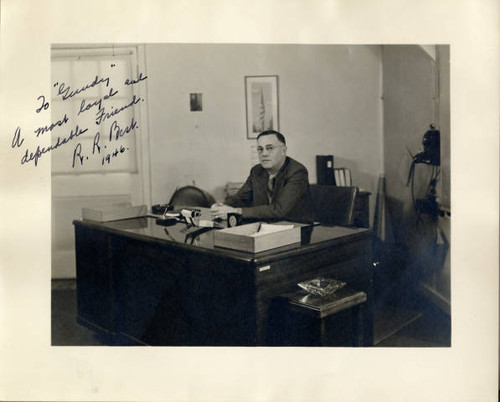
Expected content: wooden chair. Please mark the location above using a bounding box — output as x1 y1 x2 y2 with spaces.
310 185 358 226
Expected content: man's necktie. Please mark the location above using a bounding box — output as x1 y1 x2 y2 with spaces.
267 176 276 202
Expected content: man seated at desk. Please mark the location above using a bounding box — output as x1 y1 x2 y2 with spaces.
211 130 314 223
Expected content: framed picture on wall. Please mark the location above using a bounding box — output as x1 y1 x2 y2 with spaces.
190 93 203 111
245 75 279 139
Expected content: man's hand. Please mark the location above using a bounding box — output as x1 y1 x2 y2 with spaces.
210 203 241 220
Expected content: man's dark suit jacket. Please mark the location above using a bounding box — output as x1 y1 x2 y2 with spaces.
225 156 314 223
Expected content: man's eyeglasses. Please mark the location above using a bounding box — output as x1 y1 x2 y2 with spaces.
257 145 283 153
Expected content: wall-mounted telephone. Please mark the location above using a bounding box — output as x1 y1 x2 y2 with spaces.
407 125 441 221
414 124 440 166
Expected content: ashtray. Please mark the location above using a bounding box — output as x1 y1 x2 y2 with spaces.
298 277 346 297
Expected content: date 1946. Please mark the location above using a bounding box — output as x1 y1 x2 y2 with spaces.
102 145 128 165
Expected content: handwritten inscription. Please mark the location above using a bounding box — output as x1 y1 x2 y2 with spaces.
11 70 148 169
95 95 142 125
22 125 88 167
124 72 147 85
12 127 25 148
36 95 50 113
71 117 138 168
34 113 69 137
78 87 118 115
55 75 110 101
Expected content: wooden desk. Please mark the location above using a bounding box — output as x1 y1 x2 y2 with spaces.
74 217 373 346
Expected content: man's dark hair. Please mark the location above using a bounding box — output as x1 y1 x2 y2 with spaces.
257 130 286 145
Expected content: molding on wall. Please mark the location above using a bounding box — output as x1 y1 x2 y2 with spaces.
419 281 451 316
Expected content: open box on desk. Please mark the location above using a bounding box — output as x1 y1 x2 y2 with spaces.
213 221 309 253
82 204 147 222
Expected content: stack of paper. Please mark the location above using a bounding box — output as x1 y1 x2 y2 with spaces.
249 224 295 237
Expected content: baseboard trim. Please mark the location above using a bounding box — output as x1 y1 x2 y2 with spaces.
418 282 451 316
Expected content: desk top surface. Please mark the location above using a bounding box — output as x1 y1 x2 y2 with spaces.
74 215 371 263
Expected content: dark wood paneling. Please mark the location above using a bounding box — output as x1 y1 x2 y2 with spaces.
75 225 117 333
185 254 256 345
112 235 189 345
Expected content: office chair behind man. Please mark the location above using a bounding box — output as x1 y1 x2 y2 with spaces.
310 185 358 226
168 185 216 208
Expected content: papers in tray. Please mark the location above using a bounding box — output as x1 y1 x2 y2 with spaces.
249 223 295 237
213 222 301 253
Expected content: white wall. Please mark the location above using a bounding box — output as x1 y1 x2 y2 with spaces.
382 45 450 312
145 44 383 219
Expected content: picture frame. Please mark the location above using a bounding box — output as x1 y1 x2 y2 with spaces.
190 93 203 111
245 75 279 139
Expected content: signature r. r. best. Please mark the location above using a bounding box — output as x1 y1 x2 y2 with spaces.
109 116 138 141
74 117 139 168
90 117 138 155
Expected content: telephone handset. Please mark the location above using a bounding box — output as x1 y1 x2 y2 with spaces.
414 124 440 166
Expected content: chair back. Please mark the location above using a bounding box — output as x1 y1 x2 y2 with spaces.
310 185 358 226
168 186 216 208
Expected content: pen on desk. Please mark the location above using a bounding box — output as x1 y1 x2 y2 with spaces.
257 223 262 233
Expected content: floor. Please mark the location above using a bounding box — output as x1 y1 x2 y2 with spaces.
373 293 451 347
51 278 451 347
372 247 451 347
51 279 102 346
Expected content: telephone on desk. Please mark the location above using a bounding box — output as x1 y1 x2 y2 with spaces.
151 204 171 215
151 204 202 226
152 203 240 228
152 204 217 244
